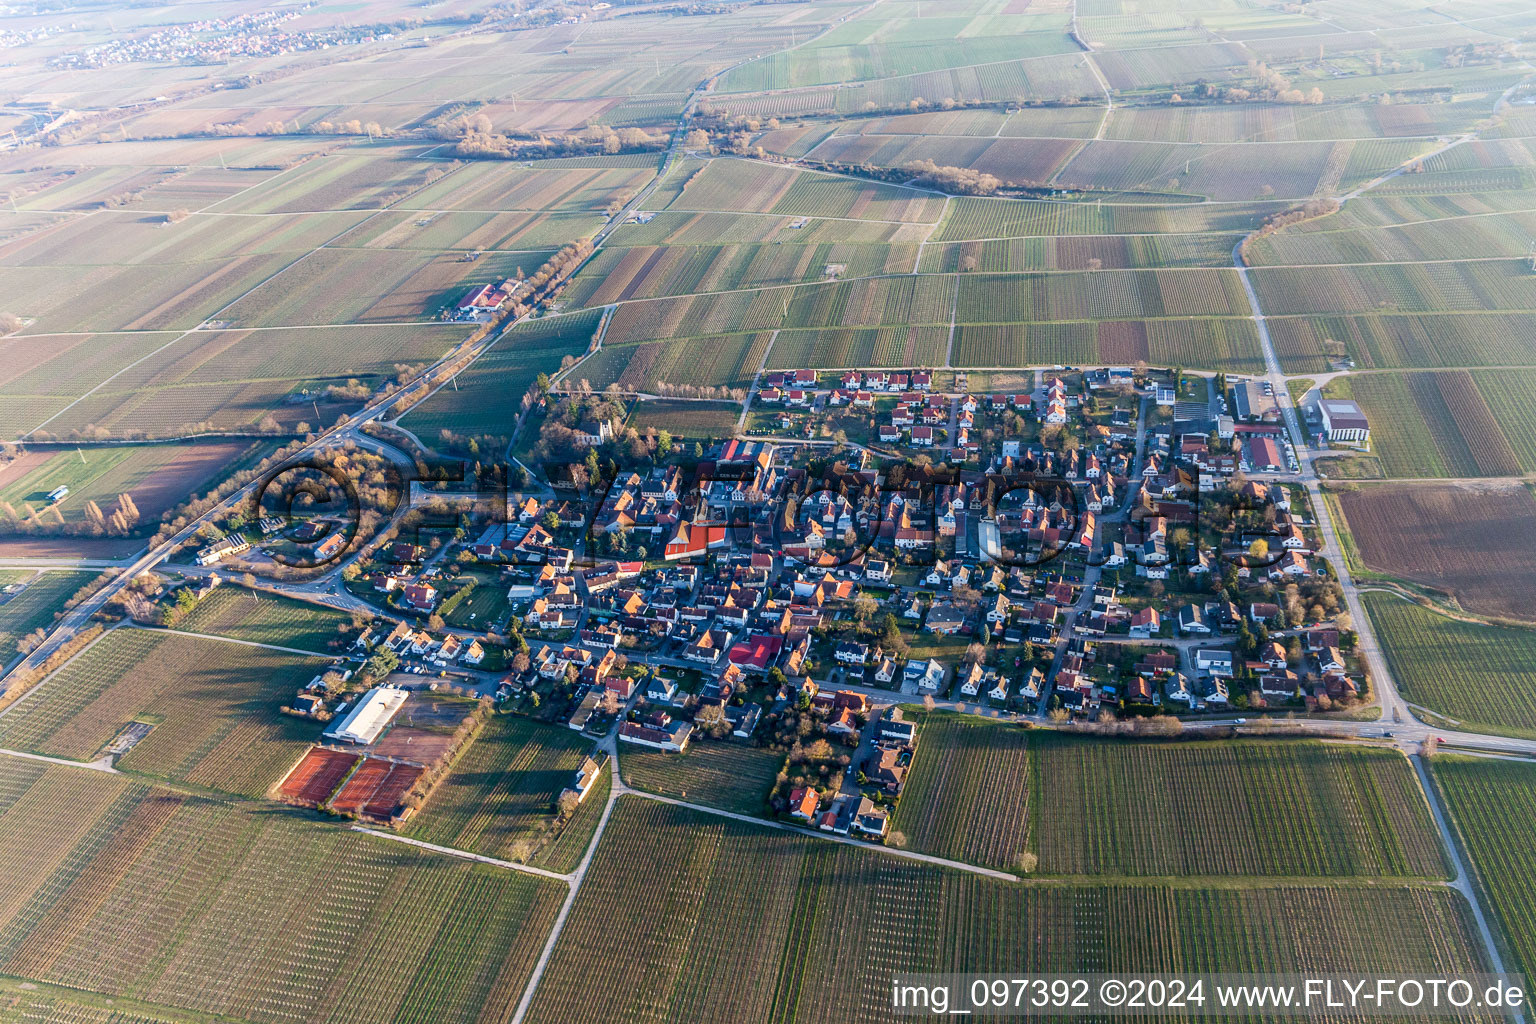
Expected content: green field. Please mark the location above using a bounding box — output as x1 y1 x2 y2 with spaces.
0 323 473 438
0 758 563 1024
892 717 1445 877
170 585 354 654
1365 593 1536 740
1323 371 1536 477
619 739 785 815
0 571 89 658
0 442 265 525
889 712 1032 870
400 310 601 440
404 714 602 871
0 629 325 797
625 399 742 440
523 796 1488 1024
1433 756 1536 980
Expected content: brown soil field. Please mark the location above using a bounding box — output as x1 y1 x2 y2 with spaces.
0 536 147 558
278 746 359 806
1338 482 1536 620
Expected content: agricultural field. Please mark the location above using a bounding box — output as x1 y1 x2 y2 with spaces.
920 233 1241 273
891 722 1444 878
764 325 950 369
1027 735 1445 878
0 322 473 438
0 629 326 797
400 309 601 440
523 797 1488 1024
954 269 1252 322
169 585 354 654
666 159 946 224
579 333 773 391
1365 593 1536 740
1322 371 1536 478
951 317 1264 370
0 571 89 659
561 241 918 307
619 739 785 815
1432 756 1536 980
625 400 743 441
888 712 1032 871
403 713 600 870
0 441 265 526
1333 483 1536 620
1271 313 1536 373
1251 260 1536 317
0 758 564 1024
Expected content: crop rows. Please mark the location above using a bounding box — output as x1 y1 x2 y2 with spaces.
889 713 1032 871
1367 593 1536 740
764 326 948 369
1433 757 1536 980
0 759 564 1024
1029 735 1446 878
1271 312 1536 373
1331 371 1534 478
1252 260 1536 317
954 269 1249 322
0 629 323 797
0 572 89 656
172 585 353 652
404 713 594 861
621 740 786 815
920 233 1240 273
523 797 1488 1024
578 332 771 391
402 309 600 438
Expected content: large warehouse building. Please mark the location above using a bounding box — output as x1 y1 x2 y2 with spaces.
1318 399 1371 442
324 686 409 745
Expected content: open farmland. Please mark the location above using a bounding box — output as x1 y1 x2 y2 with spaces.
403 714 599 870
523 797 1489 1024
625 400 742 440
0 323 472 438
0 441 263 526
400 309 601 441
1432 756 1536 980
1027 735 1445 878
1365 592 1536 740
0 629 326 796
169 585 353 653
579 332 772 391
0 571 89 658
1271 313 1536 373
1323 371 1536 478
891 722 1444 877
888 712 1032 871
0 759 563 1024
667 159 945 223
1334 483 1536 620
620 739 784 815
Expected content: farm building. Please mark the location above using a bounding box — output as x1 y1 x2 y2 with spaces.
457 283 510 312
324 686 409 745
46 485 69 503
1318 399 1370 443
